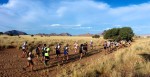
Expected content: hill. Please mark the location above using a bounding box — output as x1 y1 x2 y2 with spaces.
78 33 94 36
36 33 72 36
4 30 27 35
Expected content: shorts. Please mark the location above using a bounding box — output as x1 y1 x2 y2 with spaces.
45 56 50 60
64 51 68 55
42 52 45 57
56 50 60 55
84 48 87 51
28 60 34 65
22 49 26 52
36 52 40 56
104 47 107 49
79 50 83 53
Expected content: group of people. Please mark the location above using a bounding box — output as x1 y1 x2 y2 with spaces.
103 40 131 54
21 39 130 71
21 40 93 71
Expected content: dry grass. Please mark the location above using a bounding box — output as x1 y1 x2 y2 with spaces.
1 35 150 77
57 38 150 77
0 35 104 51
0 35 104 59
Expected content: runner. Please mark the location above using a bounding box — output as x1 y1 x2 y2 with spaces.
23 44 34 71
90 40 93 50
26 51 34 71
115 41 119 50
79 44 84 59
63 44 69 63
44 49 50 66
103 41 107 54
21 41 27 58
35 44 41 59
107 41 111 52
41 44 47 61
74 41 78 53
83 42 88 55
46 45 51 53
128 40 131 46
55 43 61 60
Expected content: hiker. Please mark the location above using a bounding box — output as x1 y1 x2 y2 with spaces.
42 44 47 61
24 44 34 71
107 41 111 52
44 49 50 66
63 44 69 63
128 40 131 46
24 51 34 71
115 41 120 50
55 43 61 59
35 44 41 59
103 41 107 54
83 42 88 55
79 44 84 59
21 41 27 58
74 41 78 53
90 40 93 50
46 45 51 53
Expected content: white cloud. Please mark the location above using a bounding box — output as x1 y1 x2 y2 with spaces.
0 0 150 34
56 6 67 17
106 28 111 30
50 24 61 27
75 24 81 27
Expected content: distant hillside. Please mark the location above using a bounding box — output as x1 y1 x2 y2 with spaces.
4 30 27 35
36 33 72 36
78 33 94 36
59 33 72 36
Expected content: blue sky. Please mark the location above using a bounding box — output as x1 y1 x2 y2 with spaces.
0 0 150 35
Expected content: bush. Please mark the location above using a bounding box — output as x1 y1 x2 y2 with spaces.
104 27 134 41
0 32 3 35
31 35 34 37
92 35 100 38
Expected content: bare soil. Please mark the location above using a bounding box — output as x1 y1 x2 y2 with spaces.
0 46 117 77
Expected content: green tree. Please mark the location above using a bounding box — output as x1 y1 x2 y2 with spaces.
119 27 134 41
104 28 119 40
104 27 134 41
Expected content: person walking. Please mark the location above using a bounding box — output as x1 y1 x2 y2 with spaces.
23 44 34 71
55 43 61 61
79 44 84 59
21 41 27 58
74 41 78 53
63 44 69 63
35 44 41 59
44 49 50 66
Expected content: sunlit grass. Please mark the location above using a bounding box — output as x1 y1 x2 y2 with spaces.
57 38 150 77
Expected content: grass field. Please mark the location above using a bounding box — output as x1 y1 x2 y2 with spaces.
0 35 150 77
57 38 150 77
0 35 104 51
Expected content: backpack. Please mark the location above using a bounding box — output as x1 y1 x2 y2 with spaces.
42 47 47 52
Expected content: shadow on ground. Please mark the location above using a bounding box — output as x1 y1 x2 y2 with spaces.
139 53 150 61
34 48 103 72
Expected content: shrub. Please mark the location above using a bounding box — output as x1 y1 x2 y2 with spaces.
31 35 34 37
0 32 3 35
92 35 100 38
104 27 134 41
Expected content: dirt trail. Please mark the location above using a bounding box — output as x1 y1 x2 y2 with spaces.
0 46 119 77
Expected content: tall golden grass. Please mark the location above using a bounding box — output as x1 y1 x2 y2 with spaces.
57 38 150 77
0 35 104 51
1 35 150 77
